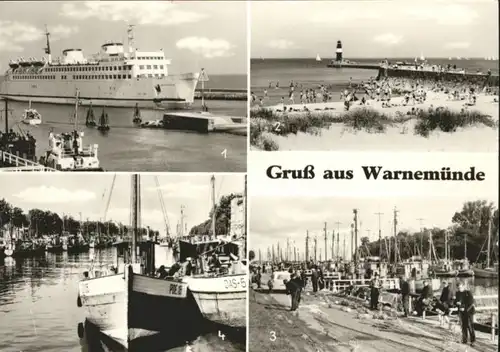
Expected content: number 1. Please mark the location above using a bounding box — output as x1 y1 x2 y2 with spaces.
221 149 227 158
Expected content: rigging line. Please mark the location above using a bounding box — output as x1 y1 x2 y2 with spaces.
103 174 116 222
154 176 171 233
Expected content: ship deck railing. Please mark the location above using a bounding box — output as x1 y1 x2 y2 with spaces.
1 150 57 172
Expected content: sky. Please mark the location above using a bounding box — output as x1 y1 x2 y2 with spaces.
0 173 245 237
251 0 499 59
0 1 247 74
250 196 499 261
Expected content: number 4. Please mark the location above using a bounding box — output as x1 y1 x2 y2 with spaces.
218 330 226 340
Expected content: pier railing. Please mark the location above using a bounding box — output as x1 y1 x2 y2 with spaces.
317 277 400 292
1 150 57 172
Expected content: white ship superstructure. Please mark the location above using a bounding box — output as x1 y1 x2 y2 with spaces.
0 26 200 108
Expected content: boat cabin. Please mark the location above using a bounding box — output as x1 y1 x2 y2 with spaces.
113 240 157 276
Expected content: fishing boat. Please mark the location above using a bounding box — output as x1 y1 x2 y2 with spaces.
77 175 198 348
430 230 458 277
473 218 499 279
98 108 110 131
21 101 42 125
132 103 142 124
40 90 102 171
180 175 247 329
316 54 321 62
454 259 474 277
85 104 97 127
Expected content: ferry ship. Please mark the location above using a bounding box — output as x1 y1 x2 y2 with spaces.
0 26 200 108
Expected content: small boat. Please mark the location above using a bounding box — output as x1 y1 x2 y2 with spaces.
316 54 321 62
132 103 142 124
98 108 110 131
22 101 42 125
473 266 498 278
40 91 102 171
85 104 97 127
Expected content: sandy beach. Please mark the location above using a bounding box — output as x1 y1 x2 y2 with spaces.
250 91 499 152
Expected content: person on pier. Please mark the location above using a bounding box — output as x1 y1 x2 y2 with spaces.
417 280 434 316
399 276 410 317
369 279 380 310
311 266 319 293
285 273 303 311
455 282 476 347
436 281 454 326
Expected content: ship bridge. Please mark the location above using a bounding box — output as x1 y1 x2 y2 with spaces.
62 49 87 64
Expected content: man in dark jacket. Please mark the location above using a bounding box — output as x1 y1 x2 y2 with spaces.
455 282 476 346
285 273 303 311
369 279 380 310
311 267 319 293
399 276 410 317
418 280 433 315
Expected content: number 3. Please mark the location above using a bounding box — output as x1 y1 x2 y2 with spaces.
270 331 276 342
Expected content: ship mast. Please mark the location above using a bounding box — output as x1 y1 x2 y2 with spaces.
131 174 139 264
210 175 216 238
44 25 52 64
127 25 135 59
73 90 80 130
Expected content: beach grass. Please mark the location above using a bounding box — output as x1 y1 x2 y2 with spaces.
414 107 496 137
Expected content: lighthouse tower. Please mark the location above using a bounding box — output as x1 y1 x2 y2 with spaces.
335 40 343 62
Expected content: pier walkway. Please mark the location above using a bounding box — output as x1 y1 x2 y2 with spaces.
0 150 57 172
250 289 497 352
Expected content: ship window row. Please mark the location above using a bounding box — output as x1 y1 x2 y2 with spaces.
138 65 164 70
12 75 56 80
45 65 133 73
137 74 166 78
137 56 163 60
72 74 132 80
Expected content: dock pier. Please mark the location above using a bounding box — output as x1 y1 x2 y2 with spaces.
0 150 56 171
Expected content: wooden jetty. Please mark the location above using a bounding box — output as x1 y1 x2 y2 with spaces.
1 150 57 172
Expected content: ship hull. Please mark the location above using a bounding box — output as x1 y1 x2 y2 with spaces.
473 268 498 278
184 274 247 328
128 273 198 342
0 73 199 109
78 266 193 348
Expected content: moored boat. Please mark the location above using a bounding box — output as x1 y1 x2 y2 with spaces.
183 273 246 328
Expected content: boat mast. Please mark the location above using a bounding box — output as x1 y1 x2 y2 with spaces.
464 233 467 260
44 25 51 64
74 90 80 131
131 174 139 264
487 215 491 268
444 230 448 262
244 174 247 257
210 175 216 238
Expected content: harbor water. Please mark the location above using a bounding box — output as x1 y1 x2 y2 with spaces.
0 74 247 172
0 247 245 352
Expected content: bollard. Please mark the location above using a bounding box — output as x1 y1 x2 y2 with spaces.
422 310 426 320
409 297 412 314
491 313 496 341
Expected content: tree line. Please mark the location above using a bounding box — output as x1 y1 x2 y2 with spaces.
358 200 499 264
189 193 243 237
0 198 160 240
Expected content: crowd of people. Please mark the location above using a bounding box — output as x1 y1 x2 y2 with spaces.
251 70 499 114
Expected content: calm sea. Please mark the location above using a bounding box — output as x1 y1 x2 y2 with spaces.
251 58 499 106
0 74 246 172
0 247 245 352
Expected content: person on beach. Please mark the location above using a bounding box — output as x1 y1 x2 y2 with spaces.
455 282 476 346
399 276 410 317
